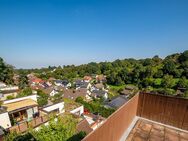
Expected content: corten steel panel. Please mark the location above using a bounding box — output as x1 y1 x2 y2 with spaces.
83 94 139 141
138 93 188 130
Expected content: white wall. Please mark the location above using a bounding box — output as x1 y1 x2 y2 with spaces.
70 105 84 116
0 112 11 129
43 102 64 114
0 86 19 91
3 95 37 104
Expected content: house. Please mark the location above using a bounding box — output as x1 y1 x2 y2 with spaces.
0 86 19 100
63 88 91 101
54 80 71 88
96 75 106 83
107 95 128 109
94 83 105 90
83 113 106 131
75 80 91 90
39 82 50 89
83 76 92 82
65 102 84 116
43 87 59 97
91 90 108 99
31 78 43 85
0 95 38 129
42 102 65 115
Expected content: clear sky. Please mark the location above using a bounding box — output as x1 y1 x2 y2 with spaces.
0 0 188 69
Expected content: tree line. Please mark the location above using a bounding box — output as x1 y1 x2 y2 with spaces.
1 50 188 96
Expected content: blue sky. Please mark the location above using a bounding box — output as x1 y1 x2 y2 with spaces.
0 0 188 69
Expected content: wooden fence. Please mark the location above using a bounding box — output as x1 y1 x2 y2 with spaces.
83 94 139 141
137 92 188 130
8 115 49 133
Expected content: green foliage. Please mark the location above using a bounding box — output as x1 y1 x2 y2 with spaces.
17 87 32 98
4 115 77 141
31 115 77 141
0 57 14 84
177 77 188 88
67 131 86 141
37 90 48 107
162 75 176 88
76 97 115 118
18 73 29 89
6 95 15 100
51 93 63 103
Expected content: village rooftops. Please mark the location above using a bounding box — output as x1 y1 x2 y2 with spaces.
63 88 88 100
2 99 38 113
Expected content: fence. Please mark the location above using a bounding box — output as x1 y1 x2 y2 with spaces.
137 92 188 130
8 115 49 133
83 94 139 141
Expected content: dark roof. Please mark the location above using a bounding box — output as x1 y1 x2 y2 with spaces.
75 80 89 88
77 119 93 134
108 95 128 108
91 90 106 97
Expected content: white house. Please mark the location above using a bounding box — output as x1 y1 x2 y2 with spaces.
42 102 65 115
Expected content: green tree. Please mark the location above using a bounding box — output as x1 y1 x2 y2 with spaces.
32 115 77 141
0 57 14 84
37 90 48 107
177 77 188 88
18 73 29 89
163 60 176 75
162 75 175 88
17 87 32 98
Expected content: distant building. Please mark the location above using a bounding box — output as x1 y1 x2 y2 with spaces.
83 76 92 82
75 80 91 90
91 90 108 100
54 80 71 88
107 95 128 109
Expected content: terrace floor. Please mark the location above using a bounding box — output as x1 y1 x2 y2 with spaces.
126 119 188 141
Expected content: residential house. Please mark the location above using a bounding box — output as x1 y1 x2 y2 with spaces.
54 80 71 88
94 83 105 90
39 82 50 89
107 95 128 109
91 90 108 99
0 86 19 101
43 87 59 97
96 75 106 83
83 76 92 82
65 102 84 116
0 95 38 129
42 102 65 115
63 88 91 101
83 113 106 131
75 80 91 90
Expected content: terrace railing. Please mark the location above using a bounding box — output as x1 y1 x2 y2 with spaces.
83 92 188 141
8 115 49 133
